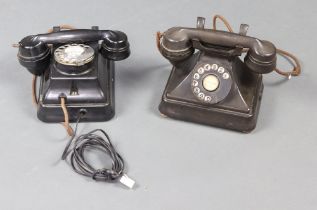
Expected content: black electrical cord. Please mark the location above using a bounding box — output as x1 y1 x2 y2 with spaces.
61 113 124 182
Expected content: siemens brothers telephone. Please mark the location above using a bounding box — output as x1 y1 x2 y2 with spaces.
157 16 300 132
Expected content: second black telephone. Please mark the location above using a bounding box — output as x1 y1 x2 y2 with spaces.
17 26 130 123
157 17 299 132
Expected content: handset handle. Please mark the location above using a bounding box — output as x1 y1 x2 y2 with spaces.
160 27 276 74
18 29 130 75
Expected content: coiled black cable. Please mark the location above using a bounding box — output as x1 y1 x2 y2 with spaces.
61 114 124 182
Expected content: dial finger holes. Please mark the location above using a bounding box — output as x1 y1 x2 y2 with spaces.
204 64 211 71
192 80 198 87
218 67 225 74
194 87 200 93
204 96 212 102
223 73 230 80
211 64 218 70
198 92 205 99
193 73 200 80
198 67 204 74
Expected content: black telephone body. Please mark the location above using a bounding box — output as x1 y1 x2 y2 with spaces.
17 26 130 123
158 17 277 132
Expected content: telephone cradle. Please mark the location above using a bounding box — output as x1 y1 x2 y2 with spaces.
158 17 277 132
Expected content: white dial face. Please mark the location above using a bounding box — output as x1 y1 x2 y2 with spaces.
54 44 94 66
64 45 85 59
202 74 220 92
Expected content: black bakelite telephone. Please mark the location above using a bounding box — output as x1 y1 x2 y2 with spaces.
157 16 300 132
16 26 136 188
17 26 130 124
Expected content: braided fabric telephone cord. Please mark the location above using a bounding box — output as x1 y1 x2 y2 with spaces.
31 25 76 136
156 15 301 78
212 15 301 78
32 77 73 136
60 98 74 136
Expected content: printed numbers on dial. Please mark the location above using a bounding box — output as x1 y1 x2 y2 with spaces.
218 67 225 74
204 64 211 71
198 67 204 74
191 63 231 104
193 73 200 80
211 64 218 70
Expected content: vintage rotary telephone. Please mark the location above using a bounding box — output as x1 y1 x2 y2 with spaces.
157 16 301 132
16 26 135 188
17 26 130 129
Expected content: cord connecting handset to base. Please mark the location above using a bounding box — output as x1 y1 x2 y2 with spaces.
61 111 135 189
211 15 301 79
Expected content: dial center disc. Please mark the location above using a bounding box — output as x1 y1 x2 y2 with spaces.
202 74 219 92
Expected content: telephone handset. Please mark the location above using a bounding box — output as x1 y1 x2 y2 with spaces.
160 25 276 74
17 26 130 123
157 16 299 132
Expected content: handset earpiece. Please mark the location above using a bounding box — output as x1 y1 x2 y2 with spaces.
100 30 130 61
159 27 195 63
244 40 277 74
18 36 51 75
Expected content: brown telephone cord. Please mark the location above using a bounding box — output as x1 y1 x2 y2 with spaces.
156 31 163 52
32 75 38 106
32 75 74 136
31 25 76 136
60 98 74 136
212 15 301 78
47 24 75 33
212 15 234 33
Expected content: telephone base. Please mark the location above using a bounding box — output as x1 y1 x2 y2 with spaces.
159 58 264 133
36 53 115 123
37 103 115 123
159 84 263 133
